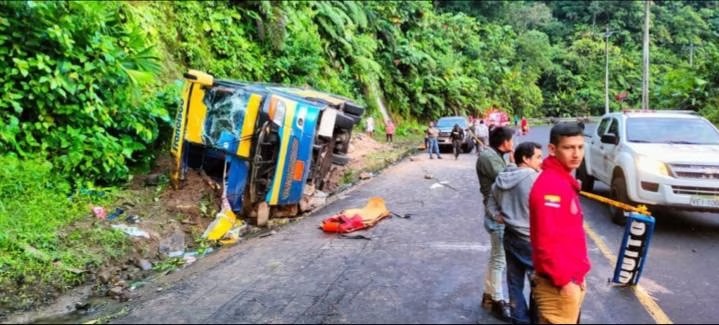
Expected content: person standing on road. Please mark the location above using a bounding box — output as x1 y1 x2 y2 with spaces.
520 116 529 136
476 126 515 321
365 116 375 137
486 142 543 324
451 123 464 160
475 119 489 154
426 121 442 159
529 122 590 324
385 119 395 143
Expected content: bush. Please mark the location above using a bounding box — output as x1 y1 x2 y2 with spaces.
0 1 169 185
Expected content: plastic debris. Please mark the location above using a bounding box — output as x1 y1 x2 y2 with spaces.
92 207 106 219
182 255 197 266
111 224 150 239
125 214 141 224
106 208 124 221
430 183 444 189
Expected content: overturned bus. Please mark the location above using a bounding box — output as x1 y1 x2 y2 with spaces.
170 70 365 226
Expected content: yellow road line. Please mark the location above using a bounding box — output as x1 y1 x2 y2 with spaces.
583 223 673 324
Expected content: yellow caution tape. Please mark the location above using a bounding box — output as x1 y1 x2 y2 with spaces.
579 191 651 216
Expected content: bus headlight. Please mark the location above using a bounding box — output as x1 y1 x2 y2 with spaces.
268 98 286 126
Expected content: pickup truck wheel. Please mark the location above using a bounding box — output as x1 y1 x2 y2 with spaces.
576 160 594 192
610 175 630 226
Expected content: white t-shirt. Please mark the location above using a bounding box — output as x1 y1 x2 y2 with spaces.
476 123 489 137
366 117 374 132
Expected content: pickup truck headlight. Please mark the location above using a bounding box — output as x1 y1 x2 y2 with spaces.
636 155 669 176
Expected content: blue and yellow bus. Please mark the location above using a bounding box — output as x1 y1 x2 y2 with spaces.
171 70 364 226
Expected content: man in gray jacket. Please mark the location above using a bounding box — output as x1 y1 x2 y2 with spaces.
486 141 543 324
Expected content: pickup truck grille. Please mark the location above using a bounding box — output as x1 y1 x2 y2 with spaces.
669 164 719 180
672 185 719 196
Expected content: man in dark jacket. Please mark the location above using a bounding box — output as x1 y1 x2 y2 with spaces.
529 122 590 324
487 141 543 324
451 123 465 160
476 126 515 321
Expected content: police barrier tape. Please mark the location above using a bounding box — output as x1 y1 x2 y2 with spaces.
579 191 655 286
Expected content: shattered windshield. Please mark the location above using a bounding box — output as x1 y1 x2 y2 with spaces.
202 88 251 148
627 117 719 144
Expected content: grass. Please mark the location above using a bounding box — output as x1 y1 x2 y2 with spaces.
0 154 130 314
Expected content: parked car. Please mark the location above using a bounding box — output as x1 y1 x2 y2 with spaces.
435 116 473 153
171 70 364 226
576 110 719 224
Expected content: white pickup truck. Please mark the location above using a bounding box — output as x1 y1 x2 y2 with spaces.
576 111 719 224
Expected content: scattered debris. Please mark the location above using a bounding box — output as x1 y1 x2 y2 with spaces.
159 229 186 258
430 181 458 191
106 208 124 221
92 206 106 219
359 172 373 180
182 255 197 266
300 190 329 212
339 234 372 240
219 223 248 245
258 230 277 238
135 259 153 271
125 214 141 224
111 224 150 239
424 174 433 179
390 211 413 219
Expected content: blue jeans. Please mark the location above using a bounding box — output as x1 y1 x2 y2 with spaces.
504 231 534 324
427 138 440 157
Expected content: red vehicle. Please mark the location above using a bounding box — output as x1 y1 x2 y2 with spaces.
483 108 510 127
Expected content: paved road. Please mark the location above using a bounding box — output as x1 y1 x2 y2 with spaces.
113 125 719 324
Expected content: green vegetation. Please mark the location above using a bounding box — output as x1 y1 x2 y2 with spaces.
2 1 718 185
0 154 129 311
1 0 719 316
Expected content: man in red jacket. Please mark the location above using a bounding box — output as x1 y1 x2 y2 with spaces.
529 122 590 324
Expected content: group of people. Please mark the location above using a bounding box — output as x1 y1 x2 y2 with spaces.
476 122 590 324
365 116 396 143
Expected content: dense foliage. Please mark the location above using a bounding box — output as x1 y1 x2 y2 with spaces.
1 0 719 184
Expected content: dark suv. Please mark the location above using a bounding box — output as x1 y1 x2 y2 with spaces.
436 116 473 153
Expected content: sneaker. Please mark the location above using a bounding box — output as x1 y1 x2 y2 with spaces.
491 300 512 322
437 155 442 159
429 156 434 159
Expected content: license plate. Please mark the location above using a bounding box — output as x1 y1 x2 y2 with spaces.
690 196 719 208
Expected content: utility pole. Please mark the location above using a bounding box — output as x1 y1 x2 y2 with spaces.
689 43 694 67
604 26 614 115
642 0 650 111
